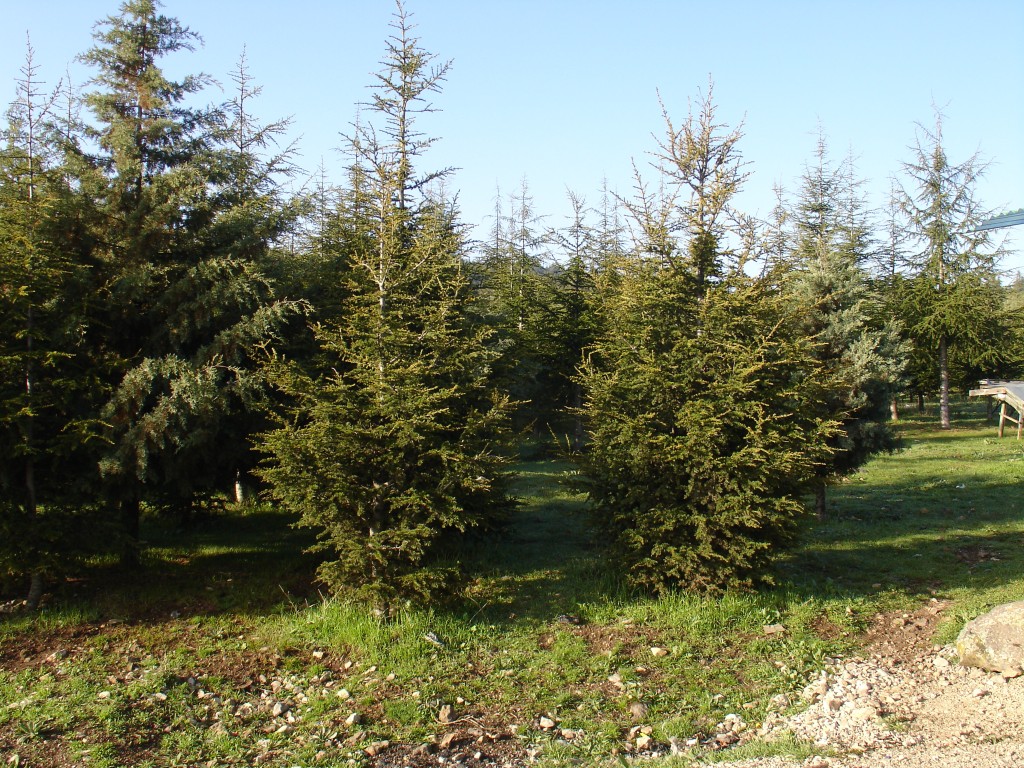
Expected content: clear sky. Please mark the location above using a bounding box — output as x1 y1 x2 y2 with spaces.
3 1 1022 271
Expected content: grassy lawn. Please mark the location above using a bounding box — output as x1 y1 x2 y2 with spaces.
2 399 1024 767
789 398 1024 640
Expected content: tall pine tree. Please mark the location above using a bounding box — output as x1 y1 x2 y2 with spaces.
0 39 100 604
785 136 905 518
82 0 301 563
258 3 513 609
579 87 835 593
895 114 1004 428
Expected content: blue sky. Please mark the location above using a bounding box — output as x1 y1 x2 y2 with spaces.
3 1 1022 271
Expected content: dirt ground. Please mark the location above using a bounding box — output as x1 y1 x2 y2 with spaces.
707 602 1024 768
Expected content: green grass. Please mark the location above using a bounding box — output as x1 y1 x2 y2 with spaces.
786 399 1024 639
3 398 1024 766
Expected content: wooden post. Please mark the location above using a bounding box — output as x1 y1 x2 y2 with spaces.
999 401 1008 438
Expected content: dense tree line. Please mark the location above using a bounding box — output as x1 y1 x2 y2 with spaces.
1 0 1018 607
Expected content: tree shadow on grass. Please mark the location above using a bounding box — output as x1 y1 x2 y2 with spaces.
457 458 619 624
22 402 1020 630
781 468 1024 603
26 508 321 623
777 397 1024 602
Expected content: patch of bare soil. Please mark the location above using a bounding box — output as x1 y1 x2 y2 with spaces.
1 618 536 768
701 602 1024 768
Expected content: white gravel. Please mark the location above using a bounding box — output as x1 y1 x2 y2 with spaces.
698 642 1024 768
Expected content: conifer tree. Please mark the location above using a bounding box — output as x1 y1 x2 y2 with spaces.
475 180 551 430
81 0 301 561
205 49 308 503
545 193 601 447
0 40 99 604
579 87 835 593
895 114 1004 428
785 137 905 518
258 3 513 608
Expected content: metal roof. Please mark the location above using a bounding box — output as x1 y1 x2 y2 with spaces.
977 209 1024 231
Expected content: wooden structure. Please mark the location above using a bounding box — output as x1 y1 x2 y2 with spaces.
969 380 1024 439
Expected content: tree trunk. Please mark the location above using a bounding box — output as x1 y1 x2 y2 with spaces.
890 397 900 422
572 382 584 451
815 482 827 521
234 468 247 505
917 392 925 412
26 570 44 610
939 334 951 429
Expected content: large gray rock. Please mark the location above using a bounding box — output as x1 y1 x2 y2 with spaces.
956 601 1024 673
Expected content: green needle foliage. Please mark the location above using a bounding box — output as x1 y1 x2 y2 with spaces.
80 0 304 557
784 136 905 518
582 264 835 593
579 87 836 593
0 40 102 602
258 4 514 609
895 113 1006 429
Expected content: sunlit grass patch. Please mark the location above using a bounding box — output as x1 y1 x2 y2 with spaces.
5 401 1024 766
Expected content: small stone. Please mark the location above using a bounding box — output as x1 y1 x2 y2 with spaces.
364 740 389 757
538 715 557 730
560 728 577 740
438 704 455 723
345 712 362 726
271 701 288 717
933 656 951 669
336 688 351 700
423 631 446 648
763 623 786 636
628 701 648 720
635 733 654 750
439 731 458 749
312 650 325 660
97 691 111 700
850 706 877 722
650 646 669 657
1000 667 1022 679
823 692 843 712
